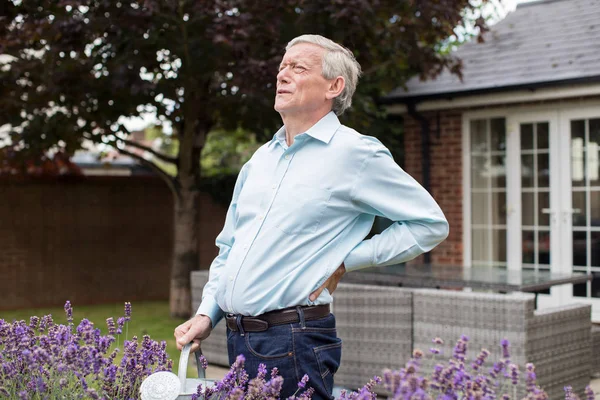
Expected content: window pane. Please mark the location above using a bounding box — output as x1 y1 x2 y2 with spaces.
591 231 600 267
521 123 534 150
522 230 535 264
591 119 600 140
522 192 535 226
572 192 586 227
472 228 489 262
471 192 489 225
490 118 506 152
538 192 550 227
537 153 549 188
571 120 586 187
573 230 587 266
492 229 507 262
470 120 488 153
591 190 600 227
573 281 587 297
490 155 506 188
592 272 600 299
588 120 600 186
491 191 506 225
538 230 551 265
537 122 549 150
471 155 488 188
522 155 534 188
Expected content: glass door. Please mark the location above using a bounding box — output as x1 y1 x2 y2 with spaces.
559 110 600 320
507 113 561 271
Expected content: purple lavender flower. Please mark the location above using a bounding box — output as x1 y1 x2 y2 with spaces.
452 336 468 362
297 374 309 389
500 338 510 359
124 302 132 322
105 317 116 336
198 354 209 370
297 387 315 400
28 316 39 330
39 315 53 332
585 385 595 400
471 348 490 371
432 337 444 345
64 301 73 324
564 386 575 400
116 317 125 335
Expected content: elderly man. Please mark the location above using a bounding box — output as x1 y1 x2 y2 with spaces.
175 34 449 399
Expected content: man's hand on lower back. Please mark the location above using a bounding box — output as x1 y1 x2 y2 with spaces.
309 263 346 302
174 314 213 352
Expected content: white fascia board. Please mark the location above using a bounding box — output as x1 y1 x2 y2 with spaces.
386 83 600 114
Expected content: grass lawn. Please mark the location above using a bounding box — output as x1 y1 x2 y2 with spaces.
0 301 199 375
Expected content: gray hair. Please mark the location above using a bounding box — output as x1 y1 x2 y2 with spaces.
286 34 362 115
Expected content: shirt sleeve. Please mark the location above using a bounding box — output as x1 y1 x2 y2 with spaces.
195 164 248 327
343 138 449 272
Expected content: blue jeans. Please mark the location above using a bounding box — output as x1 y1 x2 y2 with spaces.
226 312 342 400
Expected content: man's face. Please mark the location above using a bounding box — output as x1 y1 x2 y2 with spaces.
274 43 332 116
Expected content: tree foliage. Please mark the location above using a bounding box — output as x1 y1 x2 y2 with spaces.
0 0 494 315
1 0 491 166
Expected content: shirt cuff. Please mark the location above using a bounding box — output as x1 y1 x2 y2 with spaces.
343 242 374 272
196 296 225 328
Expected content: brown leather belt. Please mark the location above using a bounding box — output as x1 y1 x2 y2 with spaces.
226 304 330 332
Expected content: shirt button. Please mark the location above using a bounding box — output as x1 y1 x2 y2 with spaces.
285 155 290 160
272 184 276 189
243 245 248 250
229 276 234 281
258 215 264 220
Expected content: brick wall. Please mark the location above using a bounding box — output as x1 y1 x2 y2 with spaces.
404 111 464 265
0 176 227 310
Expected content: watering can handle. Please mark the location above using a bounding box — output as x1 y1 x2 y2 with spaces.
178 343 207 388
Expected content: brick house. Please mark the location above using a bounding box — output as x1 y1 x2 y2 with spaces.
383 0 600 320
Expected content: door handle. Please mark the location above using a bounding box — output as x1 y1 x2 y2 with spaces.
541 208 558 224
561 209 581 223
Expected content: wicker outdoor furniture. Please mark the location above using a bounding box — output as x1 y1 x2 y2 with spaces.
190 271 595 398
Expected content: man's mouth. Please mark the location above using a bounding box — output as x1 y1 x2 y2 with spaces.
277 90 291 95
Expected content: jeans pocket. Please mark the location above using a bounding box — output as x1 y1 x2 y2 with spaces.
313 340 342 393
244 329 293 360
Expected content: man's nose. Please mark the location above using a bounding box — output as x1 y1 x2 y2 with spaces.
277 67 290 84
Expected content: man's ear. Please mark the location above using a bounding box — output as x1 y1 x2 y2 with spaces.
325 76 345 100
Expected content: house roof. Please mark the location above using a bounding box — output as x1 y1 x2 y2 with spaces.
385 0 600 103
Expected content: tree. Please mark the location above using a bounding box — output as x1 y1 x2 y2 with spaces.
0 0 493 317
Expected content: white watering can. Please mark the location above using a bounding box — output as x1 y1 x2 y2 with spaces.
140 343 216 400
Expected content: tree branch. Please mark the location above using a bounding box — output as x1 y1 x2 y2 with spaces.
84 131 177 165
116 147 181 200
115 136 178 165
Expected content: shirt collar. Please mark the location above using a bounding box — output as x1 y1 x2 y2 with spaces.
271 111 341 147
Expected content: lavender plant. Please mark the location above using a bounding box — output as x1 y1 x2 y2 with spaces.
368 335 597 400
1 304 596 400
191 355 316 400
0 301 172 399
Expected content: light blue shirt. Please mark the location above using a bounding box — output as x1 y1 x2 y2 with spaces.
197 111 449 326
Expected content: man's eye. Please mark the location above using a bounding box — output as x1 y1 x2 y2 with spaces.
294 65 306 71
